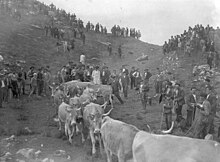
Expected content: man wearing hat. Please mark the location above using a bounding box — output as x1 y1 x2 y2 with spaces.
27 66 35 91
92 66 101 85
186 87 198 127
101 66 111 85
143 68 152 83
0 73 4 108
194 92 211 139
133 68 141 90
206 85 217 134
173 82 185 122
130 67 136 89
154 68 163 96
162 81 174 130
109 75 124 104
120 70 129 98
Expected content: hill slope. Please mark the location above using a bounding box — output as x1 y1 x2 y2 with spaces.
0 5 220 162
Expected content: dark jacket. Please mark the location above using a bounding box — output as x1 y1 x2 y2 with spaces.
186 94 197 111
174 88 185 106
207 93 217 115
110 79 121 94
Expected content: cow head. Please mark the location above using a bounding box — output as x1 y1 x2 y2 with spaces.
69 96 83 119
87 102 112 135
49 83 59 97
66 107 78 127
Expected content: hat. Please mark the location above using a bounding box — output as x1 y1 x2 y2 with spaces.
175 82 181 86
205 78 210 82
191 86 197 90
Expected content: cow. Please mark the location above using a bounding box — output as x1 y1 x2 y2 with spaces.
61 80 92 96
88 84 113 108
56 102 82 144
49 84 66 106
101 116 140 162
69 96 85 143
83 102 113 156
132 131 220 162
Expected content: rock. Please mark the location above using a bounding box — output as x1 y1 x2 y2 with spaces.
16 159 26 162
41 158 55 162
16 148 35 159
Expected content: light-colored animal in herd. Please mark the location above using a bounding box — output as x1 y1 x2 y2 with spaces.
83 102 113 155
57 102 82 144
132 131 220 162
101 116 139 162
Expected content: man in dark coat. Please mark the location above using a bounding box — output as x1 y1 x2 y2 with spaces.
173 83 185 122
120 71 130 98
109 75 124 104
130 67 135 89
37 68 44 96
206 85 217 134
186 87 197 127
143 68 152 83
101 66 111 85
0 74 4 108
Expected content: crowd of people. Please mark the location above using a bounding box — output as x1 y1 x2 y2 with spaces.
162 24 218 57
158 24 220 138
111 25 141 39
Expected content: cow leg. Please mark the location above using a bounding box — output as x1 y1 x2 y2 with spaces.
81 132 85 143
98 134 103 157
103 141 112 162
58 119 62 131
76 125 80 135
64 122 68 136
117 148 125 162
90 130 96 155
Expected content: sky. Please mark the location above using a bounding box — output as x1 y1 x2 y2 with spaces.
39 0 220 45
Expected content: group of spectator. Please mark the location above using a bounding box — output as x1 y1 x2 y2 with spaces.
111 25 141 39
86 21 108 34
0 66 52 107
163 24 217 56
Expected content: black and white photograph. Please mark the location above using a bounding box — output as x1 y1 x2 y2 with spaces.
0 0 220 161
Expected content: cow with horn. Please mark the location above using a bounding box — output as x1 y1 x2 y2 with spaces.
83 102 113 156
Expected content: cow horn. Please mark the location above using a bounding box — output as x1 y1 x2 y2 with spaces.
101 101 108 109
96 88 100 93
147 124 152 134
102 108 113 117
82 99 90 105
76 107 81 111
161 121 174 134
66 106 73 112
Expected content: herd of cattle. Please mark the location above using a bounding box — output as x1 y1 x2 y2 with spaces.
48 80 220 162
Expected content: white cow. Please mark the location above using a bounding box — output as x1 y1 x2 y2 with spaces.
132 131 220 162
